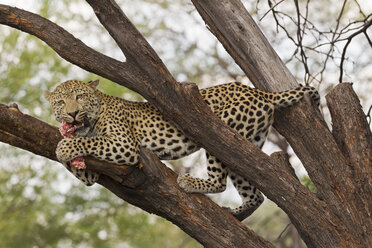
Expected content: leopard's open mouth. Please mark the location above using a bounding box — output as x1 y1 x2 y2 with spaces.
67 121 84 133
60 120 90 137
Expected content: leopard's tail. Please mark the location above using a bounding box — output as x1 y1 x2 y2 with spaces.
260 86 320 109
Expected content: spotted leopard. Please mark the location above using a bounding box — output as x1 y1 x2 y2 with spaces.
44 80 319 214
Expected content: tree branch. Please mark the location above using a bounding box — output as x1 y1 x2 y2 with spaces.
85 0 175 89
326 83 372 177
2 0 318 221
80 1 325 219
326 83 372 247
0 5 154 95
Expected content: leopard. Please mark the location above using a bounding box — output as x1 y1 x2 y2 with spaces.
44 79 319 215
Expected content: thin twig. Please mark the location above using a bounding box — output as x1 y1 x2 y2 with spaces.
353 0 367 18
260 0 285 21
339 17 372 83
276 223 292 241
293 0 310 84
364 31 372 47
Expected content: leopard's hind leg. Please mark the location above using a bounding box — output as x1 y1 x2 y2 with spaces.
177 152 227 193
226 129 268 215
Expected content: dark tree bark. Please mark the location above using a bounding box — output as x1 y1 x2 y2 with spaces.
0 1 371 247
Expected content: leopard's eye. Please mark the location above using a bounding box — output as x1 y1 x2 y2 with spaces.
57 99 65 105
76 94 84 100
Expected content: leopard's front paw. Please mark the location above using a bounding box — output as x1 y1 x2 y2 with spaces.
56 138 84 163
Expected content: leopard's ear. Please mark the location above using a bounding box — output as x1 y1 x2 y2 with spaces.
87 79 99 88
44 91 52 102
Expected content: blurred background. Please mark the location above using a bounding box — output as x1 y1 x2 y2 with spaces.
0 0 371 247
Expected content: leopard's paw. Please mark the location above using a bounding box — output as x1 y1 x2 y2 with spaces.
56 138 83 163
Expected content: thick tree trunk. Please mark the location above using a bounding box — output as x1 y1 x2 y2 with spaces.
0 1 370 247
326 84 372 246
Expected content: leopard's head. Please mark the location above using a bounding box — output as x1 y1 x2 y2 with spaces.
44 80 102 136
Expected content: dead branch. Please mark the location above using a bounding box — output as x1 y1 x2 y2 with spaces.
339 17 372 82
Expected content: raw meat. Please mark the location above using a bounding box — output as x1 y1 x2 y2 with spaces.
59 120 86 169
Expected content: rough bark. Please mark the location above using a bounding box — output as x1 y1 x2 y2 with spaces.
0 1 370 247
326 83 372 246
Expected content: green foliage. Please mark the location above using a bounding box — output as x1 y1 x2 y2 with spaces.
0 29 70 121
0 146 200 248
85 76 143 101
301 176 317 193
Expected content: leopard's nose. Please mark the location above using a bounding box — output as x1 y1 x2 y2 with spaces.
68 110 79 118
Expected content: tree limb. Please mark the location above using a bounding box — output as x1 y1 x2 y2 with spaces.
80 3 331 231
0 4 140 91
191 0 298 92
326 83 372 247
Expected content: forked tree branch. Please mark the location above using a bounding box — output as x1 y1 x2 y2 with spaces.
0 5 143 93
0 1 371 247
81 5 335 235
